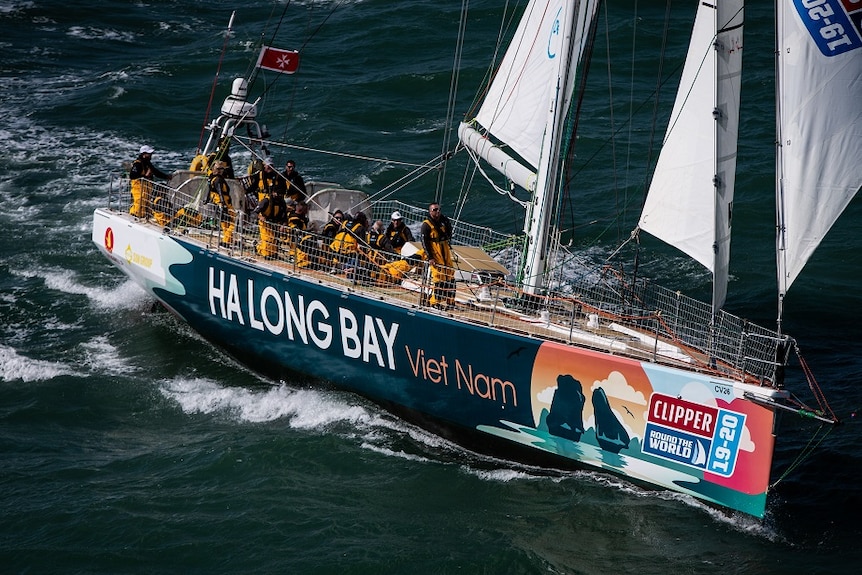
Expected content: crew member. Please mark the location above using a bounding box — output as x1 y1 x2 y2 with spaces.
368 220 386 250
129 144 170 218
329 211 368 263
208 161 235 247
421 203 455 309
252 186 288 258
249 157 286 206
322 210 344 238
282 159 307 203
383 211 414 253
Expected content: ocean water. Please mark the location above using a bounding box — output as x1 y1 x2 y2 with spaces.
2 0 861 573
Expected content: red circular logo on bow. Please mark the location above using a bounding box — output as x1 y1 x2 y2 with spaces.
104 227 114 253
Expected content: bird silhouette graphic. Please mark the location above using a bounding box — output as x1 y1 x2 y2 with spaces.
507 346 526 359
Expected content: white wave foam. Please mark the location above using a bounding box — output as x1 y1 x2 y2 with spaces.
80 335 138 376
0 2 35 16
352 174 373 187
0 344 74 383
157 376 778 538
468 467 548 483
66 26 136 43
11 267 148 310
359 442 433 464
159 378 374 428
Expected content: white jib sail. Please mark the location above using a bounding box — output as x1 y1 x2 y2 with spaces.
460 0 599 291
776 0 862 297
639 0 743 312
469 0 574 171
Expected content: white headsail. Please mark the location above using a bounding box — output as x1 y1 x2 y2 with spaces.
459 0 600 292
638 0 744 313
776 0 862 299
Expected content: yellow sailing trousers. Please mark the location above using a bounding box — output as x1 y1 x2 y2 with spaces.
257 221 280 257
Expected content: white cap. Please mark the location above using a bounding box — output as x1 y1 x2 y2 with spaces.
391 211 403 220
140 145 155 154
263 157 273 166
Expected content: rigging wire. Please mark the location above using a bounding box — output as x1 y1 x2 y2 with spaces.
196 11 236 154
436 0 471 204
629 0 673 296
454 0 524 235
623 0 638 241
563 7 686 253
240 0 348 160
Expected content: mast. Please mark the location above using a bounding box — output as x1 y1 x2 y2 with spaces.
775 0 785 333
520 3 579 294
458 0 601 295
638 1 743 315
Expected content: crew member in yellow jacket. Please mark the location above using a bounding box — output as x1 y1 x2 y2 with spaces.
329 212 368 263
249 157 286 205
208 161 235 246
129 145 170 218
420 203 455 308
251 186 288 258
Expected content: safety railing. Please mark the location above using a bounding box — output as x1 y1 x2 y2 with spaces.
108 174 786 386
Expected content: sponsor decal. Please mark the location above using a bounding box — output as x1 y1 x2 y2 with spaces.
793 0 862 56
207 267 516 407
643 393 745 477
104 227 114 253
547 6 562 59
404 346 517 406
124 244 153 268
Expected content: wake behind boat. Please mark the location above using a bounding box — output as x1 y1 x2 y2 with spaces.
92 1 858 518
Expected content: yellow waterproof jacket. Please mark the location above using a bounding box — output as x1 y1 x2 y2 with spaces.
421 217 454 267
329 221 363 254
208 175 232 207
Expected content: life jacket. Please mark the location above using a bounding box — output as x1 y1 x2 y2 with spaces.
322 221 341 238
256 170 284 202
422 216 453 266
287 212 309 230
129 158 145 180
208 175 232 207
329 221 363 254
284 172 306 202
256 195 287 223
368 228 384 249
385 224 412 251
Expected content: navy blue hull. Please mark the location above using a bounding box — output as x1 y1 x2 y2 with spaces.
93 209 781 517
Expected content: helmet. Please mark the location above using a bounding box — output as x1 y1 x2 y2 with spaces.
391 211 403 220
140 145 155 154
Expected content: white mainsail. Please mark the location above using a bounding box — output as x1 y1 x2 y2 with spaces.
638 0 744 312
459 0 600 292
776 0 862 298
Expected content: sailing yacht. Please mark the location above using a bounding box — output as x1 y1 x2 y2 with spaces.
92 0 858 517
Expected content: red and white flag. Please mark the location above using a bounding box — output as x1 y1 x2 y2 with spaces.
256 46 300 74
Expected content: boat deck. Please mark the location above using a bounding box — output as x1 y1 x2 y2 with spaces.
106 175 787 387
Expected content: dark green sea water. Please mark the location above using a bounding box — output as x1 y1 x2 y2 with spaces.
2 1 861 573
